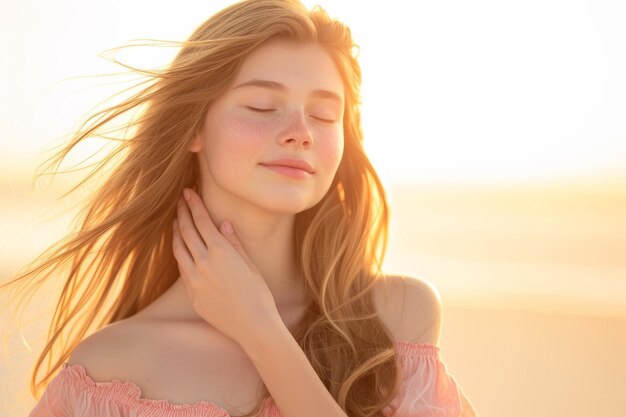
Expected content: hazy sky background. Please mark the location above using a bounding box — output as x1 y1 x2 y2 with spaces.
1 0 624 186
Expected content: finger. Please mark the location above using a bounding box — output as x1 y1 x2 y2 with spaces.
220 221 258 272
183 188 225 248
177 196 208 263
172 217 196 280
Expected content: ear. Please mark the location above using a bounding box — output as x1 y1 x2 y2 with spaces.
188 132 202 153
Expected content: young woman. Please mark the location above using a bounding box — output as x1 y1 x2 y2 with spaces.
5 0 476 416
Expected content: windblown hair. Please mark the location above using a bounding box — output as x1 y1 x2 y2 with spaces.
1 1 400 416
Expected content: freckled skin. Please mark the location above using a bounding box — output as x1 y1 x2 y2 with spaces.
192 39 345 215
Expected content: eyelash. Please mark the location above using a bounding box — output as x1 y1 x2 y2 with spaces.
245 106 335 124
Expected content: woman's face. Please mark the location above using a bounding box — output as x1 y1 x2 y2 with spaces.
192 39 345 214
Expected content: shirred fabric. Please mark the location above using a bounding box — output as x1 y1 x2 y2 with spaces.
382 342 476 417
28 341 475 417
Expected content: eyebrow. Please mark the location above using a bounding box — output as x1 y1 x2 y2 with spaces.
232 79 343 105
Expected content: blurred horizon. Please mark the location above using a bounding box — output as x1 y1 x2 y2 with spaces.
2 173 625 321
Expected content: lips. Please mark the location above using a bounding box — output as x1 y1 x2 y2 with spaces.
260 158 315 173
261 164 311 179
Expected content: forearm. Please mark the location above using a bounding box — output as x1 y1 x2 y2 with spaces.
241 319 349 417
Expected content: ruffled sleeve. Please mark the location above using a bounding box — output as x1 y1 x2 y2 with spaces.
383 341 477 417
28 365 76 417
27 363 231 417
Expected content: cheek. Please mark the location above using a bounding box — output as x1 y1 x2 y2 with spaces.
318 130 344 170
219 117 270 153
205 115 269 170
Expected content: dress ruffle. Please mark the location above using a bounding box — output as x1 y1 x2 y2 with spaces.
29 341 472 417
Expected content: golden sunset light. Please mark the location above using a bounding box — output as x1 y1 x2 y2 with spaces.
1 1 625 417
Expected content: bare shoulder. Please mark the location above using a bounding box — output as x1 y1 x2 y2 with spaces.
66 318 153 381
373 274 443 346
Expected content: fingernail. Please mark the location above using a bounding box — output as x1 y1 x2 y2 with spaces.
223 221 233 234
183 188 191 200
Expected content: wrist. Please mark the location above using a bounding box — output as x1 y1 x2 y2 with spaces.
239 314 288 358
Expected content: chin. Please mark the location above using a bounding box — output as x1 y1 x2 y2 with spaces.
256 193 322 214
263 200 315 214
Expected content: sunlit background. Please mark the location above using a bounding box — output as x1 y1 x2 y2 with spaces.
1 1 625 416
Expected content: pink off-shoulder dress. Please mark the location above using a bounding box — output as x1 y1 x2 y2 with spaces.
28 341 476 417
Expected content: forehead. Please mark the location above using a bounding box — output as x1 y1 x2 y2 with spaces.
230 39 345 101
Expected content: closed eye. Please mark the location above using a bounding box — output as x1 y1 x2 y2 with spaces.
245 107 336 123
246 106 274 113
314 117 336 123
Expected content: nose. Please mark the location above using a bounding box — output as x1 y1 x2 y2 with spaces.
278 108 313 148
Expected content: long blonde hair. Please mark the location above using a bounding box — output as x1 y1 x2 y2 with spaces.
1 1 400 416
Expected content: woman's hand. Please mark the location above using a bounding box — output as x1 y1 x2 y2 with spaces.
172 187 281 346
